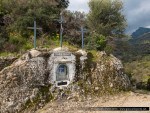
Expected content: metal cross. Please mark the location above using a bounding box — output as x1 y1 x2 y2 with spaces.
27 20 42 49
79 26 87 49
58 12 64 48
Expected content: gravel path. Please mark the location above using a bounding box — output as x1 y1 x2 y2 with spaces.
36 91 150 113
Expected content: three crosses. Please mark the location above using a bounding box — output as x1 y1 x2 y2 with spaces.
28 15 87 49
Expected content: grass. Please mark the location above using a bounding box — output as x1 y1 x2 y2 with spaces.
22 42 33 51
88 50 99 62
0 52 18 57
1 34 81 56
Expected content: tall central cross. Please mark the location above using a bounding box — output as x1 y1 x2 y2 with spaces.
59 12 64 48
80 26 87 49
28 20 42 49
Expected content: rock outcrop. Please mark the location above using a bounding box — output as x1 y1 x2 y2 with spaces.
0 48 131 113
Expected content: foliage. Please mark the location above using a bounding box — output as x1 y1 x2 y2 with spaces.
124 55 150 90
0 52 17 57
0 0 128 54
104 45 113 54
0 0 9 51
1 0 69 35
87 0 126 37
0 0 69 52
95 34 107 50
86 33 107 51
63 10 88 47
0 26 8 51
9 32 26 45
22 42 33 51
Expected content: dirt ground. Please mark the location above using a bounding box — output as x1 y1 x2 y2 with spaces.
36 91 150 113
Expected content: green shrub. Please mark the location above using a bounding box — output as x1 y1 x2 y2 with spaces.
104 45 113 55
124 55 150 90
0 52 17 57
96 35 107 50
22 42 33 51
9 33 26 45
86 34 107 51
0 26 9 51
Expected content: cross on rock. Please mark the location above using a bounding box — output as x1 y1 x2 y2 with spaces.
27 20 42 49
58 12 65 48
79 26 87 49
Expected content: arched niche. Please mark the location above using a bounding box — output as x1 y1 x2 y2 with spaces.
56 64 69 81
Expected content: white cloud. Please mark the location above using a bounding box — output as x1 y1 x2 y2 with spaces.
67 0 89 13
146 26 150 28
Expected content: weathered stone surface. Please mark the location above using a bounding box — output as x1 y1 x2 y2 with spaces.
0 51 49 113
76 52 131 97
29 49 42 58
76 49 87 56
53 47 68 52
0 48 131 113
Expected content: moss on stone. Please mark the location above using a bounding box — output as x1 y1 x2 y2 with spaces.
75 51 130 97
21 85 53 112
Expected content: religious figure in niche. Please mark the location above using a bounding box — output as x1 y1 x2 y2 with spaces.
56 64 68 81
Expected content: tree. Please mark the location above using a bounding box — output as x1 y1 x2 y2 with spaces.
0 0 9 51
86 33 107 50
63 10 88 46
87 0 126 37
1 0 69 37
0 0 69 52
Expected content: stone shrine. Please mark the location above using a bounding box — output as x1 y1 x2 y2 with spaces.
0 48 131 113
48 48 76 88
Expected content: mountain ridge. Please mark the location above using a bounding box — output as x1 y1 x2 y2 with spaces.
132 27 150 38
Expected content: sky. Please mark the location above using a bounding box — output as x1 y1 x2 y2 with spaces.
68 0 150 34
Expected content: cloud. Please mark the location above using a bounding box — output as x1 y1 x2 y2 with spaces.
68 0 150 34
67 0 89 13
122 0 150 34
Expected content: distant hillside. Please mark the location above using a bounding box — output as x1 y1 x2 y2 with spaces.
132 27 150 38
130 32 150 44
129 27 150 55
113 27 150 62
